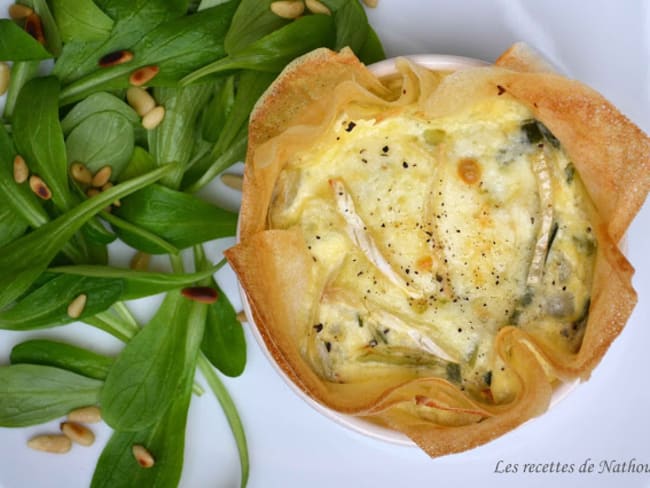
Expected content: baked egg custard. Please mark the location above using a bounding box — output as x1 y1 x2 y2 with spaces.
226 45 649 456
269 97 594 402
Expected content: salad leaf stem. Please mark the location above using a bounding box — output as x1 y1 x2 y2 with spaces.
85 312 138 342
100 210 180 255
198 353 249 488
2 61 40 120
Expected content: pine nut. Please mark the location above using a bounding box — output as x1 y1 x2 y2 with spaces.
141 106 165 130
27 434 72 454
67 294 87 319
98 50 134 68
13 155 29 184
130 252 151 271
86 188 100 198
270 1 304 19
29 175 52 200
92 165 112 187
68 406 102 424
220 173 243 191
181 286 219 304
236 311 248 323
362 0 378 7
305 0 331 15
8 4 33 19
70 162 93 185
60 422 95 446
129 65 160 86
0 62 10 96
126 87 156 117
24 13 45 44
132 444 155 468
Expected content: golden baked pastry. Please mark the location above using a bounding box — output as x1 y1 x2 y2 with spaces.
226 44 649 456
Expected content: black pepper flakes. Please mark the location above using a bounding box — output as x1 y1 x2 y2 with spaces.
325 342 332 352
313 323 323 333
345 121 357 132
402 161 409 168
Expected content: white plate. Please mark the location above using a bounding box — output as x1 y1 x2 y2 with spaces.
1 1 649 488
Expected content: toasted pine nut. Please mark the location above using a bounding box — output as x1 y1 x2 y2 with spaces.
129 65 160 86
362 0 378 7
67 294 87 319
68 406 102 424
141 106 165 130
305 0 331 15
130 251 151 271
86 188 100 198
236 311 248 323
70 162 93 185
181 286 219 304
13 155 29 184
24 13 45 44
101 182 114 192
29 175 52 200
98 50 134 68
132 444 155 468
60 422 95 446
27 434 72 454
92 165 112 187
270 1 304 19
8 4 33 19
126 87 156 117
220 173 243 191
0 62 10 96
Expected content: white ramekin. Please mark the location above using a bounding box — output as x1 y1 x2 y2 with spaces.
239 54 579 446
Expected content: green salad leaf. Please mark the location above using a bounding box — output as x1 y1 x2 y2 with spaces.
50 0 115 43
0 364 102 427
0 20 52 61
113 184 237 253
11 339 114 380
92 376 193 488
181 14 336 84
100 290 207 431
13 76 73 211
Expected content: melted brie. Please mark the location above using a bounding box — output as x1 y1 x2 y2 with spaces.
268 95 596 401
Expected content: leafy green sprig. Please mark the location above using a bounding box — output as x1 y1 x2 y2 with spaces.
0 0 384 486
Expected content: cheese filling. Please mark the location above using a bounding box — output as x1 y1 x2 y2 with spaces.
268 95 596 402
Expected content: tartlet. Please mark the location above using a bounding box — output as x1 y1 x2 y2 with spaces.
226 43 649 456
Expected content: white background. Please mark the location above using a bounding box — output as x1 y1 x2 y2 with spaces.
1 1 649 487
